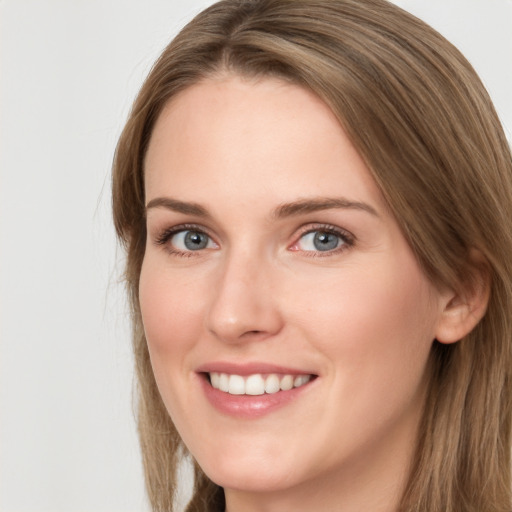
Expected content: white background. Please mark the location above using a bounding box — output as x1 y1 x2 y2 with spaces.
1 1 511 511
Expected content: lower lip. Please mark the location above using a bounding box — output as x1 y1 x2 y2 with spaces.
199 375 315 419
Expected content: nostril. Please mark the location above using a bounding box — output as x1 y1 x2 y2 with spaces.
239 329 269 341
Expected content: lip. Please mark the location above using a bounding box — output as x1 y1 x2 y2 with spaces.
196 361 318 419
196 361 315 376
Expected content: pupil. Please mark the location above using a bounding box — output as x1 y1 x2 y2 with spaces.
313 232 339 251
184 231 208 250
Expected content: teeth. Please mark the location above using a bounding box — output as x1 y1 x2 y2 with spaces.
219 373 229 392
209 372 312 395
294 375 309 387
229 375 245 395
280 375 294 391
210 372 220 389
264 374 280 394
246 374 265 395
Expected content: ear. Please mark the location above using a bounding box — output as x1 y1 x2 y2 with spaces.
435 252 491 344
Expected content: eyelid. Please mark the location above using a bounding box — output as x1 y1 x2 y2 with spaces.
151 221 354 257
288 223 355 254
153 223 218 250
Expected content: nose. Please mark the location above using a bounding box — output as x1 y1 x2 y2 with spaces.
205 248 284 344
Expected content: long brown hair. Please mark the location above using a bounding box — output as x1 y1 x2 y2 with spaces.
112 1 512 510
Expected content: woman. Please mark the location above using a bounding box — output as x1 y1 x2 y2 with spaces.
112 0 512 510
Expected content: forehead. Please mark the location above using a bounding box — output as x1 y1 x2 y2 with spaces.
144 75 385 212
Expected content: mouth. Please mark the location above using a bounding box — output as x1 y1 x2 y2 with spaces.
197 362 318 417
206 372 314 396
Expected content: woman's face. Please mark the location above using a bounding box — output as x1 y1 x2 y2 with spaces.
140 76 450 505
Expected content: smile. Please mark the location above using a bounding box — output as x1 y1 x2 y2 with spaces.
209 372 313 396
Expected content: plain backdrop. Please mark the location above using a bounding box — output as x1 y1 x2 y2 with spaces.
1 1 511 511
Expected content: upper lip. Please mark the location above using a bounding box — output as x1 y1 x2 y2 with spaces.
195 361 317 376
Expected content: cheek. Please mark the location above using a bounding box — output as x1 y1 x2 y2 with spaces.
288 257 438 406
139 257 204 345
293 261 435 344
138 257 207 398
285 263 437 469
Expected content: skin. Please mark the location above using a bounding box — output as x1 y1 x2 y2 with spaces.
140 75 457 512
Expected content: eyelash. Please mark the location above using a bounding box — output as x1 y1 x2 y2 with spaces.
291 224 355 257
154 223 215 257
153 223 355 258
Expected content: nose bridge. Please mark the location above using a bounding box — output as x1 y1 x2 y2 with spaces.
206 243 283 343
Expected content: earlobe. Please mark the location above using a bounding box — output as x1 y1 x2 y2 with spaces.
435 256 491 344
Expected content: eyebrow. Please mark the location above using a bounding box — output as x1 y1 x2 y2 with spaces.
272 197 379 219
145 197 211 218
145 196 378 219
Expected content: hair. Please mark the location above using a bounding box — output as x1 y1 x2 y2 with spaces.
112 0 512 510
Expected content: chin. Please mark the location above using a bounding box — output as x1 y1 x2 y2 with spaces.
197 450 300 493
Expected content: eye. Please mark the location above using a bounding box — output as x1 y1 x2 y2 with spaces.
290 226 353 254
170 230 215 251
155 226 218 255
298 231 342 251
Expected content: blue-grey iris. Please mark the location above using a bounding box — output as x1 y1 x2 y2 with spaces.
184 231 209 250
314 232 339 251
